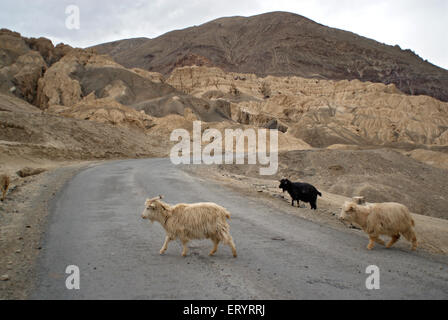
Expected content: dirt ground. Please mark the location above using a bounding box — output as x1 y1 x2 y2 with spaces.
0 161 95 299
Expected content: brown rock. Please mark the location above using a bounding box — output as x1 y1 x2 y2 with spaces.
16 167 46 178
168 66 448 147
0 274 10 281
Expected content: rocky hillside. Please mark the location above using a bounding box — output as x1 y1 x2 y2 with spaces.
92 11 448 102
1 28 447 167
166 66 448 148
0 28 72 104
0 93 165 163
0 29 308 166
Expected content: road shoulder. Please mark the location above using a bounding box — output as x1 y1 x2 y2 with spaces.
0 162 96 299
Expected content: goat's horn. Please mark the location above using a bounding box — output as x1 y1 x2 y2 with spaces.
159 195 164 199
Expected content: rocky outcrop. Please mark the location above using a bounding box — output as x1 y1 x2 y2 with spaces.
0 29 30 67
34 48 231 124
0 29 74 104
58 94 155 130
167 66 448 148
34 46 184 110
130 68 165 83
35 53 83 109
24 37 73 66
0 51 46 103
172 53 214 71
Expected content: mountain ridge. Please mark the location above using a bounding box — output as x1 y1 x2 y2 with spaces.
91 11 448 102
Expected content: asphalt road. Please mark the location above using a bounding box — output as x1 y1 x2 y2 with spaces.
32 159 448 299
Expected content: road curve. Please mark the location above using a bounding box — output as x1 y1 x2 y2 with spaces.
32 159 448 299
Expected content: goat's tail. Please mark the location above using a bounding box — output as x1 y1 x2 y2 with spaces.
317 191 322 197
223 209 231 220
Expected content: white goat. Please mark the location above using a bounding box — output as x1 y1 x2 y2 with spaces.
141 196 237 257
340 201 418 251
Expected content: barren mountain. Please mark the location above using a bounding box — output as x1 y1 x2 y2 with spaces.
92 11 448 102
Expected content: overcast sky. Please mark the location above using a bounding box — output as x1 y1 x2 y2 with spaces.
1 0 447 69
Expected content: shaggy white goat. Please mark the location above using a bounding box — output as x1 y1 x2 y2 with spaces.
340 201 417 251
141 196 237 257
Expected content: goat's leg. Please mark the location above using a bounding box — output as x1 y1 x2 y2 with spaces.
224 235 237 258
386 234 400 248
292 199 300 207
367 235 385 250
367 237 375 250
402 229 418 251
209 238 219 256
159 235 172 255
181 239 189 257
367 236 375 250
311 196 318 210
1 188 5 201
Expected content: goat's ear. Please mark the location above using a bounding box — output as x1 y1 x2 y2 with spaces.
160 202 170 211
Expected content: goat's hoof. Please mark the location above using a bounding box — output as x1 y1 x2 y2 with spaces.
159 250 166 255
209 252 216 256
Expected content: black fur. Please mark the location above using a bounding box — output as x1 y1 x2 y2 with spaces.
279 179 322 210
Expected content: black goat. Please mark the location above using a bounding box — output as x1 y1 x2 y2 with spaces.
279 179 322 210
